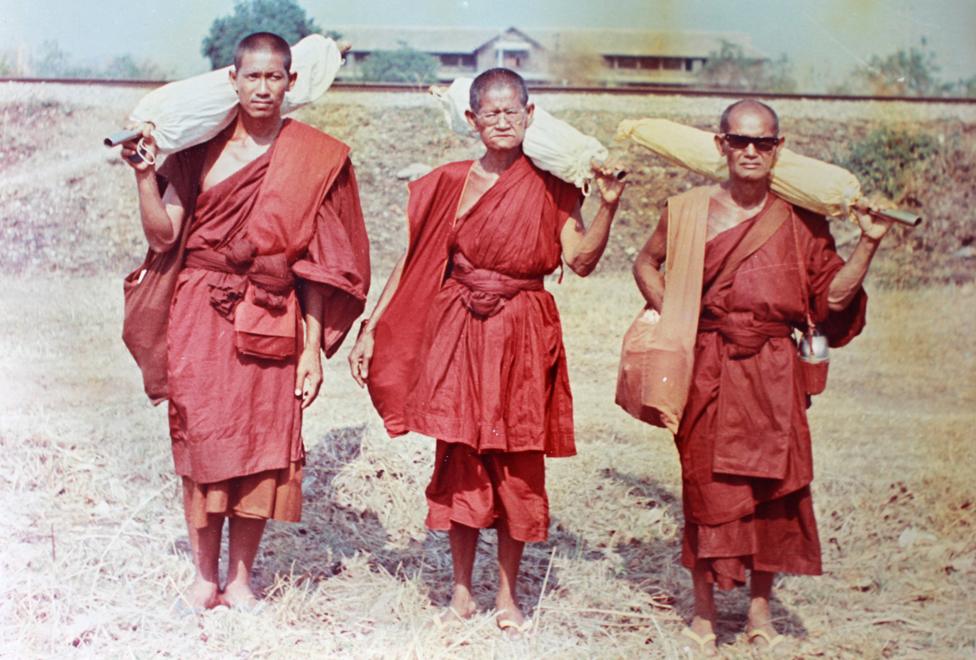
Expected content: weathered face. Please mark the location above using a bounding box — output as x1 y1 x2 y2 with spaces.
229 48 296 119
715 106 783 184
465 84 534 152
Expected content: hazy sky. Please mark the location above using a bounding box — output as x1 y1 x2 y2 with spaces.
3 0 974 88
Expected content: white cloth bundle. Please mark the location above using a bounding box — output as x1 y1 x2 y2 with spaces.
616 118 864 221
431 78 609 192
129 35 342 154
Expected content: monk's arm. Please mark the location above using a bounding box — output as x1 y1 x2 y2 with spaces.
347 252 407 387
826 214 893 311
135 173 185 252
561 167 626 276
296 284 326 408
560 200 616 276
633 211 668 312
121 129 184 252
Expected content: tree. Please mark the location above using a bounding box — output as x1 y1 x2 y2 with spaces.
104 55 166 80
697 41 796 93
840 43 950 97
33 40 94 78
359 45 439 84
201 0 323 69
955 75 976 98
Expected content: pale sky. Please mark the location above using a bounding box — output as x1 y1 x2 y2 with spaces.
2 0 974 89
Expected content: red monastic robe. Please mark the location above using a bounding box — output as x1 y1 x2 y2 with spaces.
160 120 370 485
368 155 580 456
676 193 866 587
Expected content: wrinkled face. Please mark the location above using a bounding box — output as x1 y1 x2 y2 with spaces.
715 107 783 183
230 48 296 119
465 85 534 152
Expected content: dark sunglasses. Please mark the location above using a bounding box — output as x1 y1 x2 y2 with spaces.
722 133 781 152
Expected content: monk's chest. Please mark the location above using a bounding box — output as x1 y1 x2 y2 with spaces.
706 201 757 241
201 142 269 193
455 169 497 220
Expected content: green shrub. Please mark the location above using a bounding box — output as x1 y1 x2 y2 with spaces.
842 128 938 200
359 47 439 84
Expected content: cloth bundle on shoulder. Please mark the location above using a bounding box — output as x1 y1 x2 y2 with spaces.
616 118 863 222
431 77 609 192
129 35 342 156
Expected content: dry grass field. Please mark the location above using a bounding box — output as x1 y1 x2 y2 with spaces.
0 83 974 658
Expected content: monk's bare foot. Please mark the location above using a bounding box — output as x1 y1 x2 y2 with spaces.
746 602 788 653
176 578 220 613
442 586 477 622
681 616 718 657
219 581 261 611
495 599 529 638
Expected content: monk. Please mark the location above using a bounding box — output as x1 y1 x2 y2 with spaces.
632 100 892 654
348 68 625 634
121 32 369 611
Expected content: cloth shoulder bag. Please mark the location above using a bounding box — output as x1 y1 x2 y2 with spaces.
615 187 710 433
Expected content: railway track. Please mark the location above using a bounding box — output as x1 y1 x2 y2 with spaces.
2 76 975 105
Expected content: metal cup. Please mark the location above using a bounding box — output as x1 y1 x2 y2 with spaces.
799 329 829 363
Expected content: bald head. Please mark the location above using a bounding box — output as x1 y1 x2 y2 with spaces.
234 32 292 73
470 67 529 112
719 99 779 135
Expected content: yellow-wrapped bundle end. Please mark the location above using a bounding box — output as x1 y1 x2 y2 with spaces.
773 149 863 221
616 118 727 181
618 118 864 221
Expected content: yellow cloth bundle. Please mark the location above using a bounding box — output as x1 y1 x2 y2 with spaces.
616 118 863 222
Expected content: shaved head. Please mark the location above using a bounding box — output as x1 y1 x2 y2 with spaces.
234 32 292 72
470 67 529 112
719 99 779 135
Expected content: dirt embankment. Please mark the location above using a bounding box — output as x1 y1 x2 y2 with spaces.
1 83 973 285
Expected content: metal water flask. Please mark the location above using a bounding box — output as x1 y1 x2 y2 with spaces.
799 328 829 363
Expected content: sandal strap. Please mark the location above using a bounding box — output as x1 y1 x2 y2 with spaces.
748 628 786 648
681 626 717 649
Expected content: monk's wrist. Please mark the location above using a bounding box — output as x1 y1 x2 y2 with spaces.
357 319 375 339
134 167 156 181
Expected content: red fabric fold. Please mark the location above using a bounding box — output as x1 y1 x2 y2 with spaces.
160 120 370 485
368 155 580 456
675 192 867 584
450 251 544 318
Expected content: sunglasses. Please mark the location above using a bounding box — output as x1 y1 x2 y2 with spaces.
722 134 781 152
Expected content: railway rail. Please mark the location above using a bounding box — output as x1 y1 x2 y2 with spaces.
2 76 975 105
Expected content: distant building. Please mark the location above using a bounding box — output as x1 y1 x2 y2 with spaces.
336 25 765 86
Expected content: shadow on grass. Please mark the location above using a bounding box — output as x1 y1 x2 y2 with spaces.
253 424 570 616
245 425 806 643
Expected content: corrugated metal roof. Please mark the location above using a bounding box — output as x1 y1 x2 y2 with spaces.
336 25 764 59
336 26 500 53
534 28 764 59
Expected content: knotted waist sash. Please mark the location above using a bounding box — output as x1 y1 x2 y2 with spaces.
449 252 544 318
698 309 793 359
184 237 299 359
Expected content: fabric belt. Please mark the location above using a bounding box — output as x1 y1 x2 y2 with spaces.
698 311 793 358
184 238 294 318
449 252 544 318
